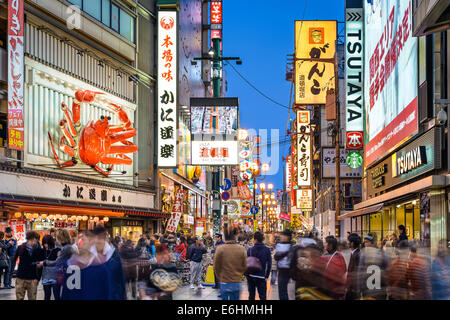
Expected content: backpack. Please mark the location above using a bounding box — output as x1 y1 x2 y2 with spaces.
246 247 262 274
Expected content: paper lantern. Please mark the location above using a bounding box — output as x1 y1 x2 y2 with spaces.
48 215 55 220
61 215 68 220
40 214 47 219
82 216 88 221
76 216 82 220
103 217 109 222
93 217 99 222
32 213 39 219
55 214 61 219
14 212 22 218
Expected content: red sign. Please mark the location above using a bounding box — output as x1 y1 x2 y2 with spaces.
8 219 26 245
286 155 292 192
8 0 25 151
346 131 364 149
211 1 222 24
237 181 252 201
279 212 291 222
166 188 186 233
365 97 418 165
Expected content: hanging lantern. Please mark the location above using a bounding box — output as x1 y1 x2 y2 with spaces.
103 217 109 222
14 212 22 218
48 215 55 220
82 216 88 221
76 216 82 221
93 217 99 222
55 214 61 219
41 214 47 220
61 215 68 220
32 213 39 219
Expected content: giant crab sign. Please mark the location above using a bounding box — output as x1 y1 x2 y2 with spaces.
48 90 138 177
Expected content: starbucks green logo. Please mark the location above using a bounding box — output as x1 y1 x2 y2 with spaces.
346 151 363 169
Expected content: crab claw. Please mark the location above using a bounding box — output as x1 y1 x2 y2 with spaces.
75 90 103 103
107 103 131 128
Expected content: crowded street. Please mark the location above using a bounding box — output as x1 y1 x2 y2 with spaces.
0 0 449 309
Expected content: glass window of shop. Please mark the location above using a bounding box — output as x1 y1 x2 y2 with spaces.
370 212 382 243
189 192 197 217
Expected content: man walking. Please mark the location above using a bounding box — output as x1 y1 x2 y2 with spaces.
214 227 247 300
398 225 408 243
187 236 207 289
12 231 40 300
4 227 17 289
246 231 271 300
213 233 225 290
345 233 361 300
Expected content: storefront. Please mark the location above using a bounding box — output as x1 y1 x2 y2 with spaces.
340 127 447 255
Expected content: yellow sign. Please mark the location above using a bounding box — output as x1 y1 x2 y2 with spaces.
295 60 335 104
295 20 337 60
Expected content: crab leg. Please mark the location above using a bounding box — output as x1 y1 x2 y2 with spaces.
48 133 77 167
59 136 76 157
73 90 103 125
109 128 136 144
61 102 77 136
109 141 138 154
59 120 76 147
93 165 114 177
106 103 132 129
101 154 133 165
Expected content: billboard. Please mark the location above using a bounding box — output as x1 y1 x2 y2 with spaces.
157 11 177 167
297 110 312 187
190 97 239 140
8 0 25 150
345 4 364 145
295 20 337 105
364 0 418 166
322 148 363 178
296 189 312 210
191 140 238 165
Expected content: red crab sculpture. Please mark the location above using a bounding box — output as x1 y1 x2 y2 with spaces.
48 90 138 177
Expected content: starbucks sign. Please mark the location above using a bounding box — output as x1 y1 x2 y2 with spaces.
346 151 363 169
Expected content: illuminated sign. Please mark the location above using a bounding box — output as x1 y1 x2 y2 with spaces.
364 0 418 165
166 188 186 233
191 140 238 165
345 6 364 136
296 110 312 187
296 189 312 210
392 146 426 177
295 60 335 105
8 0 25 150
295 20 337 60
286 155 292 192
158 11 177 167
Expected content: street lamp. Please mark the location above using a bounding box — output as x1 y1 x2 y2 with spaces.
238 129 249 141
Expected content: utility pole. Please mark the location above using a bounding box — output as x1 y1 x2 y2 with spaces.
334 44 341 238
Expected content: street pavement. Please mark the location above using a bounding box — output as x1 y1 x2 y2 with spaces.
0 278 296 300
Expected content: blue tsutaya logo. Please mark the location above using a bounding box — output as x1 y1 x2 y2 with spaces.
392 146 427 177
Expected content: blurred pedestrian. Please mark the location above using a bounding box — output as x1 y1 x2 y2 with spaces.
119 239 140 299
322 236 346 300
214 227 247 300
345 233 361 300
187 236 207 289
245 231 271 300
3 227 17 289
387 240 409 300
398 225 408 243
40 235 61 300
274 229 294 300
407 245 431 300
431 241 450 300
0 231 13 289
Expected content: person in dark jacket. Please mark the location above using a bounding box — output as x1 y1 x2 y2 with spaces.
246 231 271 300
4 227 17 289
40 235 61 300
213 233 225 290
274 229 294 300
345 233 361 300
398 225 408 243
12 231 40 300
0 231 13 289
119 239 140 299
186 236 207 289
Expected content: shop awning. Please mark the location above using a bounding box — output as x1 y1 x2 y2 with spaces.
338 203 384 220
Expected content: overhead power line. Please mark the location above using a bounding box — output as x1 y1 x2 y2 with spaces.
223 61 290 110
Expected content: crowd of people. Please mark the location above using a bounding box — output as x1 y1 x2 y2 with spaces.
0 224 448 300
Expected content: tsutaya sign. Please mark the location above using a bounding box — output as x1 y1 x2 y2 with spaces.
8 0 25 150
393 146 426 177
345 2 364 147
157 10 177 167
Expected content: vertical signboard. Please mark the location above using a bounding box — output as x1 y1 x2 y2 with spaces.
364 0 418 165
294 21 337 105
166 188 186 233
158 11 177 167
286 155 292 192
8 0 25 151
345 3 364 148
296 110 312 187
211 0 222 44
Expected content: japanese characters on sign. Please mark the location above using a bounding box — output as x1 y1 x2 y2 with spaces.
211 0 222 45
345 6 364 140
158 11 177 167
322 148 363 178
296 110 312 187
61 184 123 204
294 20 337 105
286 155 292 192
364 0 418 165
8 219 26 245
237 182 252 201
191 140 238 165
166 188 186 233
8 0 25 151
296 189 313 210
346 131 363 149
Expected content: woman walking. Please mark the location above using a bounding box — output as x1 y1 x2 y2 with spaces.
41 235 61 300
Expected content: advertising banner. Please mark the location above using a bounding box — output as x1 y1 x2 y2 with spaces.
297 110 312 187
322 148 363 178
191 140 238 165
296 189 313 210
286 155 292 192
279 212 291 222
295 20 337 60
8 0 25 150
166 188 186 233
345 6 364 135
8 219 26 245
295 61 335 105
364 0 418 165
158 10 177 167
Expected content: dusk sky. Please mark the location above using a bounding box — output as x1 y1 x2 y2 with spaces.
223 0 345 192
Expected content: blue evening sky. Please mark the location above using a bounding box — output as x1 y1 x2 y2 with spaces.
223 0 345 192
